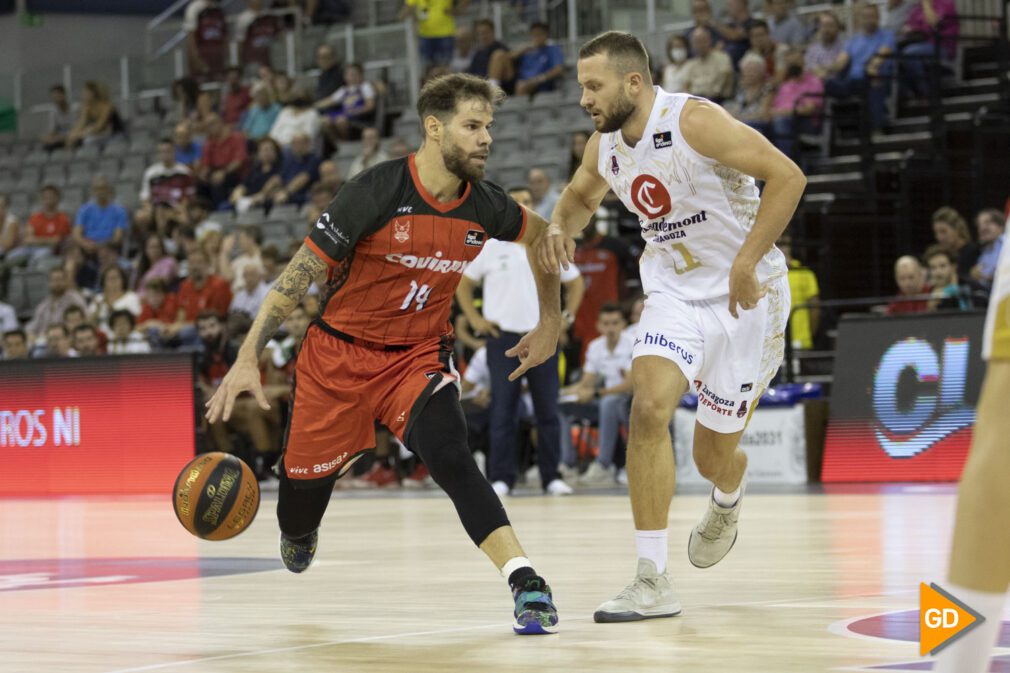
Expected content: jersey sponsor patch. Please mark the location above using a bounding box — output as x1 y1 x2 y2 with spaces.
630 174 672 219
464 230 485 246
315 212 351 247
653 131 672 149
393 219 411 243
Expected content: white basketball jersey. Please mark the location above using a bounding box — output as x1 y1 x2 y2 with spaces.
597 88 787 301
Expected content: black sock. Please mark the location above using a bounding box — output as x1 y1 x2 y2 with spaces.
508 566 537 590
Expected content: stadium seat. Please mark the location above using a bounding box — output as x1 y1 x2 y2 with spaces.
67 162 94 187
41 165 67 188
14 167 41 193
102 137 129 157
269 203 300 221
118 156 146 182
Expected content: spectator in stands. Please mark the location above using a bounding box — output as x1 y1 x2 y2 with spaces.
271 87 322 148
744 19 788 81
932 206 978 282
73 175 128 258
528 168 560 220
567 304 634 486
450 26 475 72
347 127 388 179
303 182 333 226
5 185 70 267
197 222 225 275
806 12 846 80
779 234 820 350
65 81 120 148
824 4 896 131
40 85 73 151
724 53 773 134
303 0 352 26
883 0 918 34
132 234 179 291
90 265 142 336
898 0 960 101
316 158 345 194
106 309 151 354
42 324 74 358
714 0 754 66
316 63 376 143
221 67 252 125
572 219 622 357
314 44 344 103
623 293 645 340
260 244 282 283
174 122 203 168
177 249 232 326
400 0 467 69
273 132 321 205
970 208 1006 291
72 324 101 357
0 194 19 261
885 254 931 314
771 47 825 157
230 261 270 318
683 0 722 54
925 245 971 311
136 139 195 236
230 137 284 213
456 189 581 497
567 131 590 180
198 113 249 209
241 84 282 143
0 296 16 332
466 19 514 91
682 27 734 102
137 278 181 343
386 137 411 159
63 304 86 335
171 77 201 125
238 0 282 69
272 72 295 105
185 0 228 79
190 90 218 137
662 35 690 93
512 21 566 96
2 329 29 360
218 224 263 290
767 0 808 47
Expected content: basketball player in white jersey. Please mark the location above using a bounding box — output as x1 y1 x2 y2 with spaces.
539 31 807 622
932 231 1010 672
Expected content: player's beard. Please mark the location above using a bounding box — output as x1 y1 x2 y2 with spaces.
442 134 486 183
595 89 637 133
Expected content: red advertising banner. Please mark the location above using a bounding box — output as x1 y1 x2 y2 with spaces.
0 355 196 496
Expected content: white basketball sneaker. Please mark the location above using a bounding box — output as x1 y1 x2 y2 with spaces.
688 481 746 569
593 559 682 623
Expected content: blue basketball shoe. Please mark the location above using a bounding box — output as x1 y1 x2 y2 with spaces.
512 575 559 635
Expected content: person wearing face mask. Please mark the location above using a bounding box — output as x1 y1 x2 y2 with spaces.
662 35 690 93
770 47 824 157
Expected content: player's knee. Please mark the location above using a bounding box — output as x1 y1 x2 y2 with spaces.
424 440 478 489
630 395 673 436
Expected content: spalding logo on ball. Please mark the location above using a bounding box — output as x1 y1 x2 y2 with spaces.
173 452 260 540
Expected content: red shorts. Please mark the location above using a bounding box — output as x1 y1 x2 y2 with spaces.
282 323 458 486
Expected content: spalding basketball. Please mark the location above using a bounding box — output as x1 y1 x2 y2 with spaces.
173 452 260 540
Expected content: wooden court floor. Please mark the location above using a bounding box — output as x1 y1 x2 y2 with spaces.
1 484 1000 673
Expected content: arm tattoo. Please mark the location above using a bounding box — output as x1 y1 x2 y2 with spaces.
248 244 328 358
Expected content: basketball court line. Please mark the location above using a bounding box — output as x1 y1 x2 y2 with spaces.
100 588 916 673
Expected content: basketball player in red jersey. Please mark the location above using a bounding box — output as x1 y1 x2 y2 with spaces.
205 74 562 635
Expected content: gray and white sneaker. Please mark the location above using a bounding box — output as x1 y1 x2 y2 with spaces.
593 559 682 623
688 483 745 569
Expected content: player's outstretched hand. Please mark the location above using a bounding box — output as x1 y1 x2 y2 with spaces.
205 359 270 423
505 320 561 381
539 224 576 274
728 262 768 319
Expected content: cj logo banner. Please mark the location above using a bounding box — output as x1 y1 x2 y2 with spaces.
920 582 984 655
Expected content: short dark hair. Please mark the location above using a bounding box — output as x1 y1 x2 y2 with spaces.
924 244 955 265
101 265 130 293
3 328 26 343
474 18 494 31
47 324 69 338
261 244 281 262
73 323 97 338
345 62 364 76
416 73 504 133
578 31 652 83
144 278 168 293
109 309 135 330
979 208 1006 228
750 19 769 32
50 84 66 95
530 21 550 33
63 304 85 319
242 224 264 246
599 302 625 317
40 184 61 196
196 310 222 325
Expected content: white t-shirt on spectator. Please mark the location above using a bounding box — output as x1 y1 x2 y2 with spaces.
462 346 490 399
584 332 635 390
0 301 18 332
230 281 271 317
463 239 581 333
140 162 192 202
107 333 152 355
183 0 210 32
270 107 322 147
91 291 143 334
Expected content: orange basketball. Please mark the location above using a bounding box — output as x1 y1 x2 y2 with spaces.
172 452 260 540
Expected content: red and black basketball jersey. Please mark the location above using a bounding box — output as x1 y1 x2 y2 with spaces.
196 6 228 46
242 14 281 67
305 153 527 345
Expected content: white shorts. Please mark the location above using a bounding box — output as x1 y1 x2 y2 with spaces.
632 275 791 433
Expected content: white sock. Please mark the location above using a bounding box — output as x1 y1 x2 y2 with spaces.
635 529 668 574
932 584 1007 673
500 556 533 579
713 484 742 508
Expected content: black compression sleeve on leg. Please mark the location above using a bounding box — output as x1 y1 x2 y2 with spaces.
277 459 336 539
407 386 511 546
